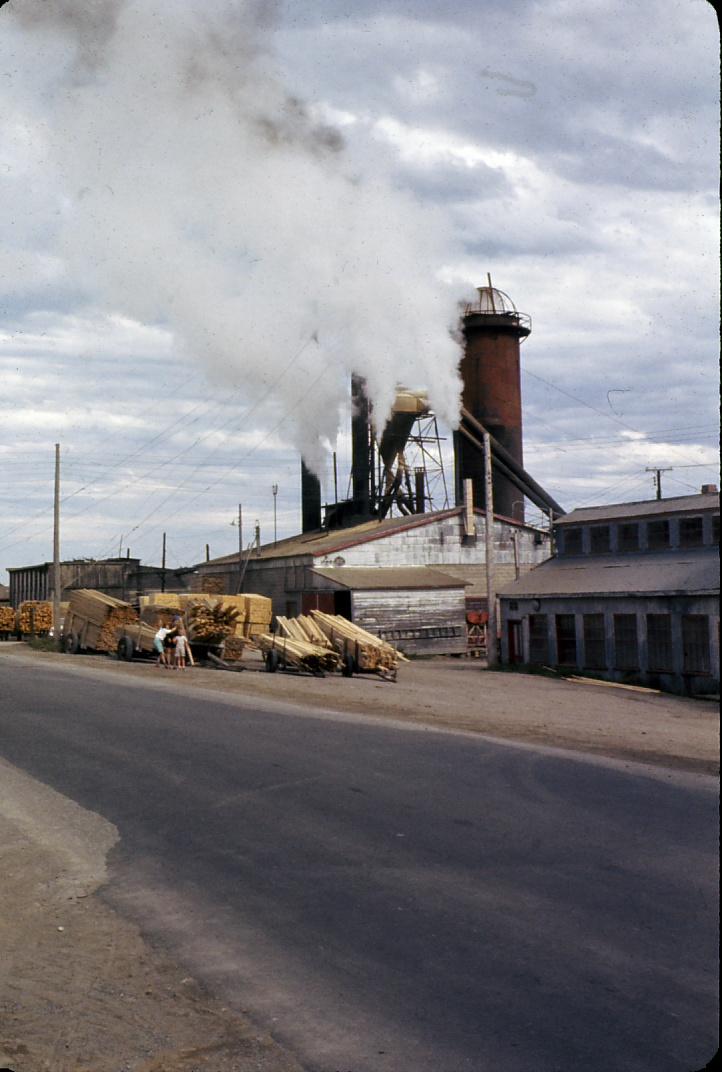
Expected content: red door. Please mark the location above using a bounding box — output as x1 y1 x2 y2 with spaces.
508 620 523 664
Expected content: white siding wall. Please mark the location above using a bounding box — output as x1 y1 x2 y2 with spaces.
315 515 548 571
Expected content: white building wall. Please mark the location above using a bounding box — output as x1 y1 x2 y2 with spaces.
315 515 548 572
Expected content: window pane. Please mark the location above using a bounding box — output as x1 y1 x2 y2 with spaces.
647 614 673 671
647 520 669 549
583 614 606 668
590 526 610 553
614 614 639 670
679 517 704 547
528 614 549 664
618 523 639 551
555 614 577 665
682 615 710 673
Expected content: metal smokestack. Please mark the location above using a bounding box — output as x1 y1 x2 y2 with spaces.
455 276 530 522
300 460 322 533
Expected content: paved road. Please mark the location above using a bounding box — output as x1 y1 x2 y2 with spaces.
0 655 718 1072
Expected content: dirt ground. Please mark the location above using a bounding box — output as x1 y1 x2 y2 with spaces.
1 643 718 1071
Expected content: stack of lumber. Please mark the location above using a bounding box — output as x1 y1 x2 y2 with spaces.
195 577 224 594
186 600 240 645
0 606 16 633
276 614 332 648
66 589 137 651
96 606 139 652
140 591 271 639
257 633 340 674
240 593 273 638
309 610 407 674
18 601 53 635
140 593 203 612
221 635 247 662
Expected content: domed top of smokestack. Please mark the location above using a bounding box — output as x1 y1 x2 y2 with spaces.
463 274 531 335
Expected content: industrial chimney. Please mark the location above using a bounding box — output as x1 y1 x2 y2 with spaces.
300 460 322 533
455 276 530 522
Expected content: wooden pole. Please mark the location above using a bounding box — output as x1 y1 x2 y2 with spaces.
237 504 243 593
161 532 166 592
483 431 497 667
52 443 61 648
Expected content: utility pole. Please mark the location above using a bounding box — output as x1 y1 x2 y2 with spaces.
333 451 338 505
52 443 61 648
272 484 278 544
161 532 167 592
483 431 498 667
237 504 243 592
645 467 673 500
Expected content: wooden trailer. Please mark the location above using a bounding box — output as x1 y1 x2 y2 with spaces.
62 589 138 654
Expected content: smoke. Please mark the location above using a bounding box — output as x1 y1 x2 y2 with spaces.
5 0 463 473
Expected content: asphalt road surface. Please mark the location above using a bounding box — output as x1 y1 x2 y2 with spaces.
1 656 718 1072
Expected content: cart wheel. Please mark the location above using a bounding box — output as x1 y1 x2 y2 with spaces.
64 632 80 655
341 653 355 678
116 636 134 662
266 649 279 673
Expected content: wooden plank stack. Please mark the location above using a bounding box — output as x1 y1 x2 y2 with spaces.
66 589 137 651
186 600 240 645
140 591 271 639
96 606 139 652
309 610 407 677
17 601 53 635
275 614 331 648
257 632 341 674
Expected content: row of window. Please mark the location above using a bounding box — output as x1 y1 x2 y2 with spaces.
528 612 712 674
561 515 719 555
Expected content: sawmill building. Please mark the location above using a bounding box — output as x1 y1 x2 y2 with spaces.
193 505 550 656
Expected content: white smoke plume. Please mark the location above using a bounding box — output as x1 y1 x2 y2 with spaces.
4 0 463 474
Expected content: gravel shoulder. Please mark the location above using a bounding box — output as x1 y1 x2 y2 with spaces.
0 643 718 1071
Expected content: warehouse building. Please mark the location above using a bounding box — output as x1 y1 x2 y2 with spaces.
7 557 191 608
498 489 720 695
193 505 550 656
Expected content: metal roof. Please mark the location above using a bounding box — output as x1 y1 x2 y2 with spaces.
204 506 542 566
555 492 719 526
311 567 469 591
498 549 720 598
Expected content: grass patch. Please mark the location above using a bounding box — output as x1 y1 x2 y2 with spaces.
25 635 60 652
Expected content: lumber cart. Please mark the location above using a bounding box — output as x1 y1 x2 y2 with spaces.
114 619 164 662
257 632 340 677
309 610 406 682
62 589 138 655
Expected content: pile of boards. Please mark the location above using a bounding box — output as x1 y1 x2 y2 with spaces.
140 592 271 640
257 631 341 675
0 606 17 635
17 601 53 635
272 611 405 680
65 590 139 652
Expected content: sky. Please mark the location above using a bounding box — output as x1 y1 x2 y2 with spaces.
0 0 718 582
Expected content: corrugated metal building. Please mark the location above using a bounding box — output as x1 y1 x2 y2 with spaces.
498 490 720 695
193 506 550 656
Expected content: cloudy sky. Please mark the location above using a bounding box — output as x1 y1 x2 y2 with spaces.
0 0 718 582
